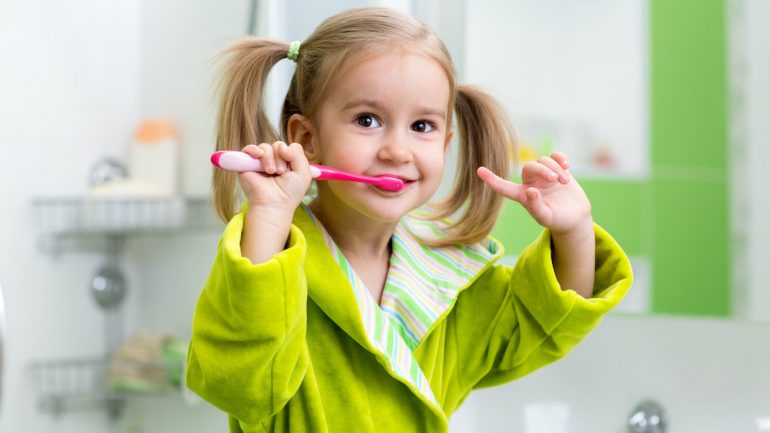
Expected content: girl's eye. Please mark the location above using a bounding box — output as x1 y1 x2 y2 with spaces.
411 120 435 133
355 114 381 128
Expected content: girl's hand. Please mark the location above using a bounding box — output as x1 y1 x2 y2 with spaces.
238 142 313 213
477 151 592 236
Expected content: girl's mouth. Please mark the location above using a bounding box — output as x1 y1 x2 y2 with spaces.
374 178 415 193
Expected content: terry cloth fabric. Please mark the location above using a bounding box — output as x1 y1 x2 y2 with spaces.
304 206 503 409
187 205 633 432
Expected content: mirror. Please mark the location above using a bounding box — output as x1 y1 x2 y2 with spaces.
220 0 770 322
139 0 767 322
249 0 770 321
459 0 770 322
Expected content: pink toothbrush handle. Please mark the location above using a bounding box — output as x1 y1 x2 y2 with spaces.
312 165 374 182
210 151 404 191
211 150 323 177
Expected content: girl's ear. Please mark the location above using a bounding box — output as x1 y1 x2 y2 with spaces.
287 114 319 162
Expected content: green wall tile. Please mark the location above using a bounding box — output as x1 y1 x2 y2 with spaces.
650 0 730 317
651 0 728 169
651 178 730 316
493 200 543 256
581 180 644 255
492 180 644 257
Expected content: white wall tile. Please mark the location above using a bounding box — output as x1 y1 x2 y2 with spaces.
458 315 770 433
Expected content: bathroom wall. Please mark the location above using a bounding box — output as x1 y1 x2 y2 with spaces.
0 0 245 431
118 1 253 430
730 0 770 322
0 1 142 432
742 0 770 321
455 314 770 433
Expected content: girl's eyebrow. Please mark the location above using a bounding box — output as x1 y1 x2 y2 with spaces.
343 98 446 118
342 98 387 111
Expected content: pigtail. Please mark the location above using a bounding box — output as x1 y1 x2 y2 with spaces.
212 38 292 223
425 84 516 247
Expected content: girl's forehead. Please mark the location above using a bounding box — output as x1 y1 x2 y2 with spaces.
328 49 451 102
340 46 445 77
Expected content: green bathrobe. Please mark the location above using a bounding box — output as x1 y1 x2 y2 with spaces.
187 205 632 433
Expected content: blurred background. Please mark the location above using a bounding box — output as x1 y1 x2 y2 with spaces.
0 0 768 432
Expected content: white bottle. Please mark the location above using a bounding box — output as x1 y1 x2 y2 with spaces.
128 119 179 195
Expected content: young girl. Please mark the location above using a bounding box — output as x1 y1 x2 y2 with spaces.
187 7 632 433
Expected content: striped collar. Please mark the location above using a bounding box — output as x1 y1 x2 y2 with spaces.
382 214 503 349
301 205 503 409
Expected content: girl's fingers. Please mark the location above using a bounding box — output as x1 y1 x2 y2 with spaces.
524 187 552 225
280 142 311 176
241 143 263 158
522 161 558 183
271 141 289 174
241 142 308 177
537 156 570 184
550 151 570 169
257 143 276 174
239 142 296 175
477 167 526 203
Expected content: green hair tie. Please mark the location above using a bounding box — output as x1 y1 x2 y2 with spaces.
287 40 301 62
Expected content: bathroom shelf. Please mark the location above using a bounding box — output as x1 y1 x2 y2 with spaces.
32 196 220 234
29 356 181 419
29 196 214 418
31 196 222 254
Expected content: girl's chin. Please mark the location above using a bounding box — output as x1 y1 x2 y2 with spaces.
356 201 415 223
317 184 434 221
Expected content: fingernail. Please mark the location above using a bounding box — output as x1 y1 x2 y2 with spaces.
560 173 570 183
277 163 287 172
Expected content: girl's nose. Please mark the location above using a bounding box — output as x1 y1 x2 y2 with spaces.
377 134 413 164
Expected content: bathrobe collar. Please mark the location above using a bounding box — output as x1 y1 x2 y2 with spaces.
293 206 503 414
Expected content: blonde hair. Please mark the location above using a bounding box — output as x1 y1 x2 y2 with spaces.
212 7 516 247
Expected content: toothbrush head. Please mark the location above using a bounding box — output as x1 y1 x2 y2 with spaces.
372 175 406 192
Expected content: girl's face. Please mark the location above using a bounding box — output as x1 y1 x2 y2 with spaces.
307 49 453 223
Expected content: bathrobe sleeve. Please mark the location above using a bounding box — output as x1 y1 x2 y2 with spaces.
186 209 310 427
456 224 633 389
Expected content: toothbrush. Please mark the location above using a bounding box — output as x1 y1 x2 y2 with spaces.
210 150 405 192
